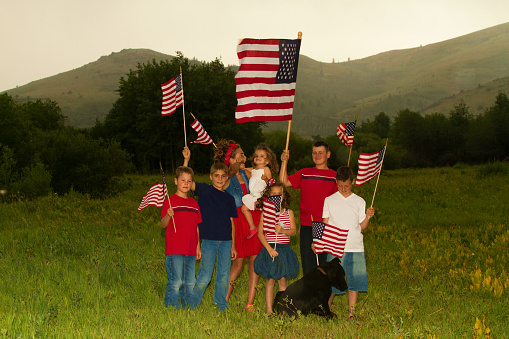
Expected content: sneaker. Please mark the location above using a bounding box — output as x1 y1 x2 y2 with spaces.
247 229 257 239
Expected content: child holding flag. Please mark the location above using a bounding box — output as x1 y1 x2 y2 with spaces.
320 166 375 319
253 179 299 314
160 166 202 309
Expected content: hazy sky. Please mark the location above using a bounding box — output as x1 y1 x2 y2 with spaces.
1 0 508 92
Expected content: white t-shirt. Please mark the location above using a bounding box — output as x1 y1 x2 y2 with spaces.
322 192 367 252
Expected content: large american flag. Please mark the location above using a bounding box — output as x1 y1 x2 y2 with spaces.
190 119 214 145
235 38 301 123
161 74 183 116
312 221 349 258
356 145 386 186
337 121 356 146
137 183 167 210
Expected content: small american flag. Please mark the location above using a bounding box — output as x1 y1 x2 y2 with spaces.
161 74 183 116
356 145 386 186
235 38 301 123
137 183 167 210
337 121 356 146
262 195 282 233
312 221 349 258
190 119 214 145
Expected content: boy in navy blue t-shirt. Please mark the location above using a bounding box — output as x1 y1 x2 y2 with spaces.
183 147 238 311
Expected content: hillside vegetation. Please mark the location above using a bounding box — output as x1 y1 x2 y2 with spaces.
3 22 509 136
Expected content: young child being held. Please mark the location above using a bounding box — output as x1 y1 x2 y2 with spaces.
160 166 202 309
253 179 299 314
320 166 375 319
241 144 279 240
182 147 238 312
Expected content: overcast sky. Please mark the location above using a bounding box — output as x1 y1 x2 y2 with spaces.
1 0 508 92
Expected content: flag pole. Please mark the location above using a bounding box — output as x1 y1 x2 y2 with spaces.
370 139 388 208
160 162 177 232
280 31 301 184
180 67 187 146
311 215 319 266
347 115 357 167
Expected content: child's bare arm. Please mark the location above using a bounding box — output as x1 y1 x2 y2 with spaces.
183 146 190 167
258 213 278 258
262 166 272 181
360 207 375 231
161 207 174 228
230 218 237 260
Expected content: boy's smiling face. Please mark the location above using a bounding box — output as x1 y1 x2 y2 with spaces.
337 179 353 198
210 170 228 190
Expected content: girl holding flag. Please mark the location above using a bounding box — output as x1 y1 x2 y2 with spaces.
253 179 299 314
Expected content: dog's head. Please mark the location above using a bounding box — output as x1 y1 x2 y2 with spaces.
319 257 348 291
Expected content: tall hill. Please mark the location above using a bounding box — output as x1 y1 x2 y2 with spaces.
3 22 509 136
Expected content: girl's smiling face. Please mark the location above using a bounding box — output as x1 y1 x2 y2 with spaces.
269 185 282 197
253 149 269 168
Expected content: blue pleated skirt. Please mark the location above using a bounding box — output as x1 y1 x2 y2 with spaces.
254 244 299 280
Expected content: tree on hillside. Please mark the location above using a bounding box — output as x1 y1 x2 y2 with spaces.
99 53 264 173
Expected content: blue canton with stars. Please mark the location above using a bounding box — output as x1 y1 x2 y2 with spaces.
276 40 301 84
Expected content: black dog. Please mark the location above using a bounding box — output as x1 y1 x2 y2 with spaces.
273 257 347 318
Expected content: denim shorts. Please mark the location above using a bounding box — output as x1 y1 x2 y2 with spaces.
327 252 368 294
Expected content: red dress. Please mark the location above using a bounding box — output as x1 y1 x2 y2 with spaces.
234 183 263 258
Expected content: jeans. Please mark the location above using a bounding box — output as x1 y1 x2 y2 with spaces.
300 226 328 275
165 255 196 309
190 239 232 311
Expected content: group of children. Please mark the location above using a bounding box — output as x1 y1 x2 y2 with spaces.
160 141 375 318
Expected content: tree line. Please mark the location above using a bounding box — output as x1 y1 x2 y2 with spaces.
1 53 507 200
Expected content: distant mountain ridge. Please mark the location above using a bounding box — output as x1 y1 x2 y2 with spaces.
4 22 509 136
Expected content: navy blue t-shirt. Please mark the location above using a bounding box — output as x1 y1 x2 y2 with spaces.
193 182 238 241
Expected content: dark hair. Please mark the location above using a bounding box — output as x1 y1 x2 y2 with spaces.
249 143 279 173
175 166 194 180
210 162 229 175
312 141 329 153
255 179 292 210
213 139 240 165
336 166 354 182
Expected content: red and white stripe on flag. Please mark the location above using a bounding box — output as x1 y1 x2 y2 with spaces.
161 74 183 116
337 121 356 146
190 119 214 145
137 183 167 210
312 221 349 258
235 38 301 123
355 146 386 186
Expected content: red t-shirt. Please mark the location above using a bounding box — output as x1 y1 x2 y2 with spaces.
161 194 202 255
288 167 337 227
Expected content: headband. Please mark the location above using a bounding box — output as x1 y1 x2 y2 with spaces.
223 143 239 165
267 178 277 187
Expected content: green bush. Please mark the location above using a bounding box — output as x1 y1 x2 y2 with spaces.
11 161 52 199
476 161 509 178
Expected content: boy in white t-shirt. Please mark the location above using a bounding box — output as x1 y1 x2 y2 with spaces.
321 166 375 319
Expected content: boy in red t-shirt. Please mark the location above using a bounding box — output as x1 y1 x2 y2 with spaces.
279 141 338 274
161 166 202 309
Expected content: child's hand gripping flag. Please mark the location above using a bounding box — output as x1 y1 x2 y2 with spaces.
312 221 349 258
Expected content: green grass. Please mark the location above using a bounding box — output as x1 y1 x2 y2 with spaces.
1 166 508 338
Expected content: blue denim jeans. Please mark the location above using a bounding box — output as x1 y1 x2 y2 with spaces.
165 254 196 309
191 239 232 311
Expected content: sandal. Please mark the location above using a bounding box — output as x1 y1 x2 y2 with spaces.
246 229 257 239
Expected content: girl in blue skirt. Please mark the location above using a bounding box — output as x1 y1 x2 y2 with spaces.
254 179 299 313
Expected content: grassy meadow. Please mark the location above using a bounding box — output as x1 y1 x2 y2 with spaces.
1 163 508 338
